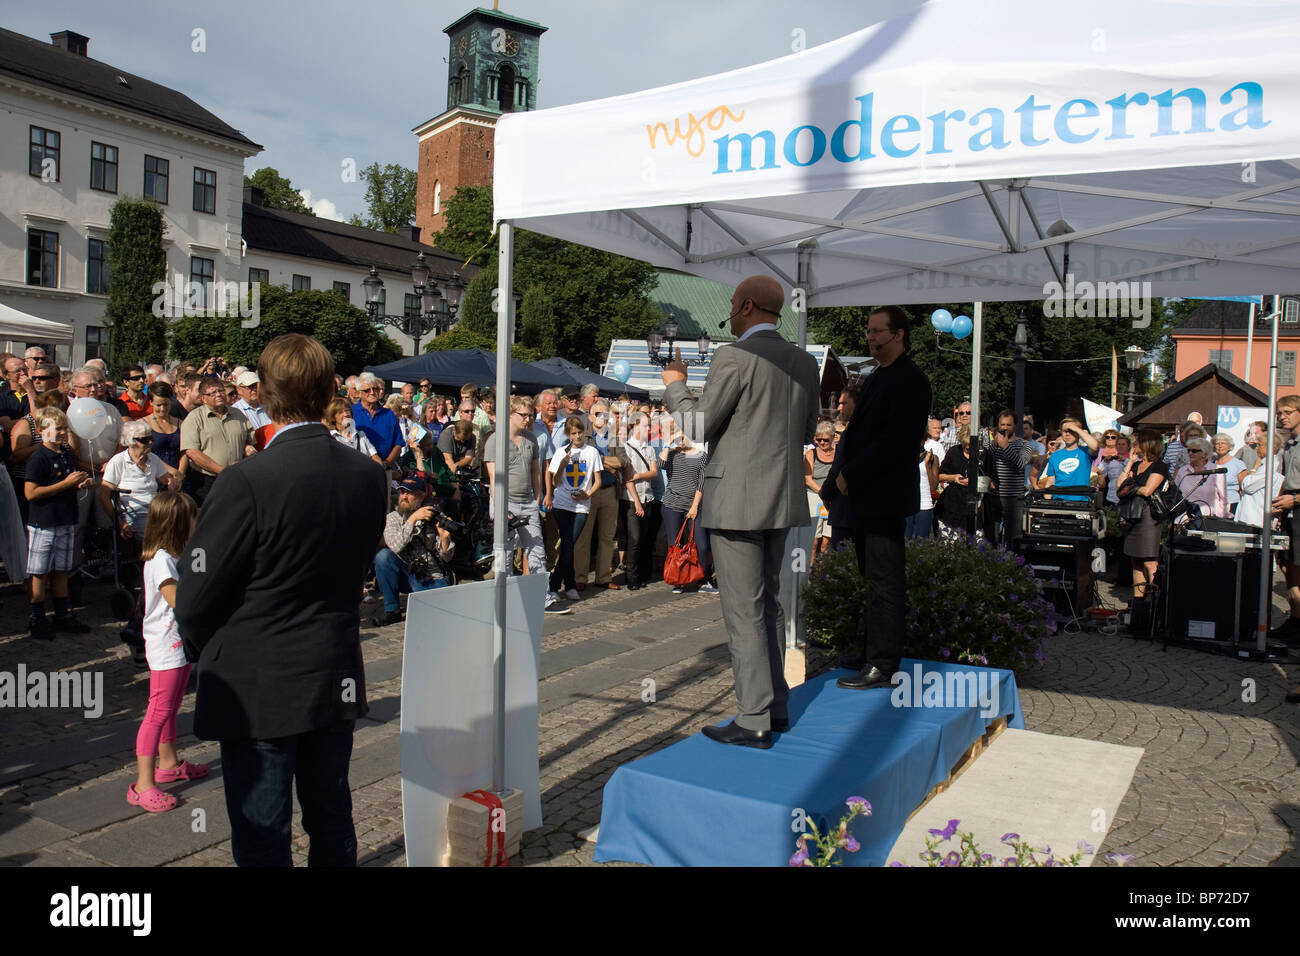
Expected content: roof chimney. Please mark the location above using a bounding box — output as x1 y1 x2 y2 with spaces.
50 31 90 56
409 225 421 243
244 185 265 207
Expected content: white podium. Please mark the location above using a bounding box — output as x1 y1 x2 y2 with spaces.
399 573 546 866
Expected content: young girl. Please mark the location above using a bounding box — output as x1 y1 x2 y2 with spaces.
128 490 208 813
544 416 603 599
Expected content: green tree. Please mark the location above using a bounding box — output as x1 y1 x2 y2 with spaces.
244 167 314 215
105 197 169 376
168 285 400 375
348 162 417 233
438 193 661 368
435 184 495 267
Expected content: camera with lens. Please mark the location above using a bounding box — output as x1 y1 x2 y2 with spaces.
506 511 530 531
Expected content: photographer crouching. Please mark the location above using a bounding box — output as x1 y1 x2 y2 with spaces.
373 475 454 626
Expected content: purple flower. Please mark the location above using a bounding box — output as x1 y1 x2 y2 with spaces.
979 853 994 864
789 847 812 867
919 850 940 862
1106 852 1135 866
1002 856 1019 866
942 851 962 867
845 796 870 813
928 819 960 841
1009 594 1019 603
1077 840 1096 854
940 648 951 659
1034 648 1046 663
888 861 906 867
841 835 861 853
1001 832 1020 845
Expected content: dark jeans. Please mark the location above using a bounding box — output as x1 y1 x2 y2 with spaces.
852 515 906 671
999 495 1026 548
374 547 448 612
662 506 711 581
624 499 661 585
550 508 587 592
904 509 933 539
220 718 357 867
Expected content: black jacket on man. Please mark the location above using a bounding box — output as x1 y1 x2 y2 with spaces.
177 423 387 741
821 353 932 520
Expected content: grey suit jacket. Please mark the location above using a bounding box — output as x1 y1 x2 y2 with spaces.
663 330 820 531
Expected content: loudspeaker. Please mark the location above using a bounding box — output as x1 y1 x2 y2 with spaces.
1167 551 1240 643
1019 538 1093 614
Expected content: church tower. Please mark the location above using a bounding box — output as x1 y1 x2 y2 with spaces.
414 7 546 238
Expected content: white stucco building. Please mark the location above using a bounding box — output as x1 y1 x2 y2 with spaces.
0 28 262 367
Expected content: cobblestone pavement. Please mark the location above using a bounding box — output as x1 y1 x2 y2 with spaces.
0 571 1296 867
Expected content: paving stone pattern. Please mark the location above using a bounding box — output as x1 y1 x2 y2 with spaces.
0 573 1296 867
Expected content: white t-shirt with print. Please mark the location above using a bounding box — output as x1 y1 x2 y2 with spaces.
143 549 187 671
548 443 603 514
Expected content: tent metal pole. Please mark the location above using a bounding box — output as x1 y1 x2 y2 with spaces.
1255 295 1280 657
968 303 983 534
492 221 514 794
796 242 813 351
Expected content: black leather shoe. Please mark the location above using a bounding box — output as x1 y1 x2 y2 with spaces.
701 721 773 749
771 717 790 733
837 665 898 690
838 654 866 671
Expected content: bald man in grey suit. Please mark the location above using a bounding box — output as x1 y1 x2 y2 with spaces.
662 276 821 749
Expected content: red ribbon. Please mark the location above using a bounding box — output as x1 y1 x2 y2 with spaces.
462 790 507 867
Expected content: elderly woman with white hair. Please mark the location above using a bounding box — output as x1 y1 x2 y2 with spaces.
1236 431 1285 527
1173 436 1228 520
99 418 183 539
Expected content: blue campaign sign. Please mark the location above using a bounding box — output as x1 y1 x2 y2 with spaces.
1217 405 1267 450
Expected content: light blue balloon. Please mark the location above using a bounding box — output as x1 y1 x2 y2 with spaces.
611 359 631 383
930 309 953 332
951 314 973 339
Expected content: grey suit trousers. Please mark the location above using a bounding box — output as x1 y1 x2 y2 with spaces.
709 528 789 731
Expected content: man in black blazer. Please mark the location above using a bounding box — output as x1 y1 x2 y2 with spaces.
177 334 387 867
821 306 932 690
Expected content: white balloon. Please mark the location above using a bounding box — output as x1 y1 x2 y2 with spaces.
86 402 123 462
67 398 108 441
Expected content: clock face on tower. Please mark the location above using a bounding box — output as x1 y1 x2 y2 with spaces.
504 33 519 56
457 34 467 55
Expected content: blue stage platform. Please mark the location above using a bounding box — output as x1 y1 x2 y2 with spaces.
594 660 1024 866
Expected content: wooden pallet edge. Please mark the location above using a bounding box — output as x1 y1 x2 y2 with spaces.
905 716 1009 823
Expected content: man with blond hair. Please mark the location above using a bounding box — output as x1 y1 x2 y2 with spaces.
178 333 387 867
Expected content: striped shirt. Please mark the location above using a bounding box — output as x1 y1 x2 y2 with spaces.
663 447 708 513
990 437 1032 499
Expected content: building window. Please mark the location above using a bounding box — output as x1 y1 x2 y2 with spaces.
144 155 169 203
433 181 441 216
249 267 269 285
87 238 110 294
85 325 109 362
516 81 528 109
29 126 60 180
404 293 421 318
332 281 350 301
193 167 217 214
1282 352 1297 388
27 229 58 287
1208 349 1233 373
292 274 311 291
488 75 499 101
190 255 214 308
90 142 118 192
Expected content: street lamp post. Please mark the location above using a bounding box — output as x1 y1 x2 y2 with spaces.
647 315 711 369
1124 344 1146 413
1013 316 1028 426
363 253 466 356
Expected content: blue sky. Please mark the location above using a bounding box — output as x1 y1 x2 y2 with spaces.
8 0 927 220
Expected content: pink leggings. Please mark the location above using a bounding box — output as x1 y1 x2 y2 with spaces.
135 664 191 758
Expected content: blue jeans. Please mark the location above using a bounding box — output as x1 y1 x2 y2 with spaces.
219 718 357 867
374 547 448 612
904 509 933 539
550 508 588 592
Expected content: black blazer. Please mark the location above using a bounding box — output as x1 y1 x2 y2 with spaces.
177 423 387 741
821 353 931 522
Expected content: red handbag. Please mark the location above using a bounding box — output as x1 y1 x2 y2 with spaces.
663 517 705 587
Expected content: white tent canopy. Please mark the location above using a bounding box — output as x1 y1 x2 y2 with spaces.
495 0 1300 305
0 303 74 343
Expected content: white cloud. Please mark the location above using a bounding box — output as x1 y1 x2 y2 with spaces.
299 189 344 221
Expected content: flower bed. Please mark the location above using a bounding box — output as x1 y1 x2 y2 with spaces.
802 537 1056 671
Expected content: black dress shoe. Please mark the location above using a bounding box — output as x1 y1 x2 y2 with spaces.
837 665 898 690
771 717 790 733
838 654 866 671
701 721 773 749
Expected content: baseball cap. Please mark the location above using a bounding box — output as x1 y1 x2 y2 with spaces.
398 476 427 495
236 371 260 387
